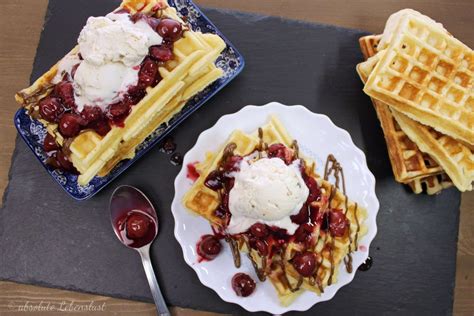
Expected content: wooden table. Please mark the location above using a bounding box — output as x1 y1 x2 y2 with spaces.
0 1 472 315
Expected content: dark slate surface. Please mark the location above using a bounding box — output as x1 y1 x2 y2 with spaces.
0 0 460 315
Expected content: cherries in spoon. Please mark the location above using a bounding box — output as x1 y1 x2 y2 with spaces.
110 185 170 316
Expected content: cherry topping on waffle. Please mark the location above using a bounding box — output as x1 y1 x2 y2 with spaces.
231 273 256 297
328 209 348 237
149 45 173 62
197 235 222 261
54 81 75 109
81 106 102 124
292 251 317 277
204 170 224 190
156 19 183 42
43 134 59 152
56 150 74 171
59 113 83 137
88 119 111 136
39 97 64 122
267 143 293 164
138 58 160 89
249 223 268 238
249 237 268 256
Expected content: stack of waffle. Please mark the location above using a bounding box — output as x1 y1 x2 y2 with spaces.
183 116 367 305
15 0 225 185
357 9 474 193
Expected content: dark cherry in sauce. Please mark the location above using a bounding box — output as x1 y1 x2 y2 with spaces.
231 273 256 297
291 251 317 277
197 234 222 261
43 134 59 152
159 136 176 154
39 97 64 123
126 213 152 239
249 223 268 238
115 210 156 248
358 256 373 271
329 209 349 237
156 18 183 42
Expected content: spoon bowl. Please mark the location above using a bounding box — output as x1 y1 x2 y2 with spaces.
109 185 170 316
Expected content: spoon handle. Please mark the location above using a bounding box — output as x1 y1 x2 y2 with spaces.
139 246 170 316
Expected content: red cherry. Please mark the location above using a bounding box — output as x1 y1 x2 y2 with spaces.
197 235 222 260
294 223 314 244
222 155 243 173
39 97 64 122
56 150 74 170
249 223 268 238
267 143 293 164
156 18 183 42
43 134 59 152
149 45 173 61
126 213 151 239
127 86 146 105
304 175 321 203
290 204 309 225
204 170 224 191
329 209 348 237
292 251 317 277
138 58 160 88
54 81 75 109
231 273 256 297
249 238 268 256
109 101 131 117
59 113 82 137
88 119 111 136
81 106 103 124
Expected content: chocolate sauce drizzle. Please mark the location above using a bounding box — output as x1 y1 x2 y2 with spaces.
323 154 360 279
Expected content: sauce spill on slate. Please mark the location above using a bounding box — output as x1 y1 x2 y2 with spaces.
170 152 183 166
358 256 373 271
159 136 177 154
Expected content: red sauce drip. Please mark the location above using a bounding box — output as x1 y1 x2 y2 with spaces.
186 162 200 182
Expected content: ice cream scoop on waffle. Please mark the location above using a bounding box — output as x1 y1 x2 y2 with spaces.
15 0 225 186
183 115 367 305
357 9 474 192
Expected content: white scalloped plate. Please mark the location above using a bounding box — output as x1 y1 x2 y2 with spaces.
171 102 379 314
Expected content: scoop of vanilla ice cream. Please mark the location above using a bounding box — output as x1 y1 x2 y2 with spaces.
72 13 162 111
73 61 138 111
227 158 309 234
78 13 162 67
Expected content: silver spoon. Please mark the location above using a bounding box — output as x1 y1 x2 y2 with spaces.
110 185 170 316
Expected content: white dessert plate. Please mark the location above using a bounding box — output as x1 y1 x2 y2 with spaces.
171 102 379 314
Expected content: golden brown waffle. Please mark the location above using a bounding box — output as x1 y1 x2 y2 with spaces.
392 109 474 191
359 34 472 192
357 35 446 192
183 115 367 305
363 12 474 146
15 0 225 186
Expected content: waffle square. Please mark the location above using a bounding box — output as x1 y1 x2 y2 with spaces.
363 12 474 146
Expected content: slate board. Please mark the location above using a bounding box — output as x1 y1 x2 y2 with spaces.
0 0 461 315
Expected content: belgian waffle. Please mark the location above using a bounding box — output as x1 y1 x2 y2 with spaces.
357 35 448 193
363 11 474 146
359 31 473 192
15 0 225 185
183 115 367 305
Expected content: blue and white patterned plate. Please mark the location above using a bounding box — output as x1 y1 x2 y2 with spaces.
14 0 245 200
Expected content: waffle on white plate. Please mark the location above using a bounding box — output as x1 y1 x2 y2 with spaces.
16 0 225 185
183 115 367 305
357 9 473 193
